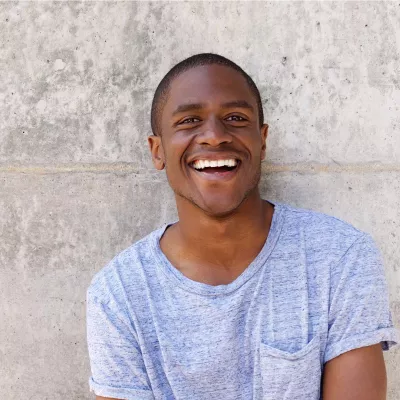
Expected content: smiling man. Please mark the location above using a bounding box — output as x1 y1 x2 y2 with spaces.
86 53 398 400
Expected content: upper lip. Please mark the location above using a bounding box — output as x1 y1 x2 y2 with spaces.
187 153 242 165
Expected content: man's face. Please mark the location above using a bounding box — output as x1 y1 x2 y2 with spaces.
148 64 268 217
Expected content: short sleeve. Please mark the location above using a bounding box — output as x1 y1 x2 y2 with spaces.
86 289 154 400
324 233 398 363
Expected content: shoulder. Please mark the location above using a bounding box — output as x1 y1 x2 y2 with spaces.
275 202 387 298
280 202 362 236
277 201 367 249
272 201 380 272
86 225 166 307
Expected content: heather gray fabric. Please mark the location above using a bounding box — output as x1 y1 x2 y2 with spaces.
86 200 398 400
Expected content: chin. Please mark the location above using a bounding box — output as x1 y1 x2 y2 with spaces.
175 180 260 218
197 193 246 218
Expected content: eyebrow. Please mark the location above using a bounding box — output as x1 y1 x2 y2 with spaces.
171 100 254 116
220 100 254 111
172 103 206 116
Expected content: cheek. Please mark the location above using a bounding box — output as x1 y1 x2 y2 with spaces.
235 131 263 152
163 146 186 172
166 135 193 164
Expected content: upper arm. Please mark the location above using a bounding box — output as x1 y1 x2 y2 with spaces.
322 343 386 400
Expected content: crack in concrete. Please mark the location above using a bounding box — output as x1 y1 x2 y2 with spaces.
1 163 400 175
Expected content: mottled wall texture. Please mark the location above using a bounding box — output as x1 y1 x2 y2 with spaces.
1 1 399 399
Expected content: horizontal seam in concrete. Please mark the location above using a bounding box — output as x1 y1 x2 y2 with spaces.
1 163 400 174
263 163 400 173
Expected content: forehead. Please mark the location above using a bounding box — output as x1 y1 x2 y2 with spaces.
163 64 256 115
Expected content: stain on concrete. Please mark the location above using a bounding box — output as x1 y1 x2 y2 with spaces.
53 58 66 71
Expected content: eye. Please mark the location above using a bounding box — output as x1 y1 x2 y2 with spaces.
226 115 247 122
178 117 201 125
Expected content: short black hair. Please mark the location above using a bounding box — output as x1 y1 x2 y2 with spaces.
150 53 264 136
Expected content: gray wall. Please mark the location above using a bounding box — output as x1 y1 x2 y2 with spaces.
1 1 399 398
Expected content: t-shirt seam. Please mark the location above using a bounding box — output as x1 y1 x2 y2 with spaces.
151 242 257 297
328 232 367 304
150 204 286 297
330 232 368 272
88 292 138 337
328 232 368 315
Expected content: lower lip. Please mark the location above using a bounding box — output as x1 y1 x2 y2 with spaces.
189 162 241 181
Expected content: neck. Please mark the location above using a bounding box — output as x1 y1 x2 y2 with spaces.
172 189 274 267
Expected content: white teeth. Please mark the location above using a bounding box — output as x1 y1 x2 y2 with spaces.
192 159 238 170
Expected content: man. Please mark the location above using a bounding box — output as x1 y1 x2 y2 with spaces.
86 53 398 400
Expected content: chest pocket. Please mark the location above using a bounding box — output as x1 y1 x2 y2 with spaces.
259 336 321 400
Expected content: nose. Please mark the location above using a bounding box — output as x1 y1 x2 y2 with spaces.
195 116 232 147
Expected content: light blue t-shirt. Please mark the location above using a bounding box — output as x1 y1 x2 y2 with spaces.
86 201 398 400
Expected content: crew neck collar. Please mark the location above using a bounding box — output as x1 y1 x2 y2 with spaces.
150 200 286 296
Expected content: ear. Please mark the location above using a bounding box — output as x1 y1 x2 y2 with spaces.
260 123 269 161
147 135 165 170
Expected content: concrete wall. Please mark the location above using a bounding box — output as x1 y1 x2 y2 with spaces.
1 1 399 398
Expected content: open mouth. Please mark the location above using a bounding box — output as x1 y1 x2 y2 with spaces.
189 159 240 179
